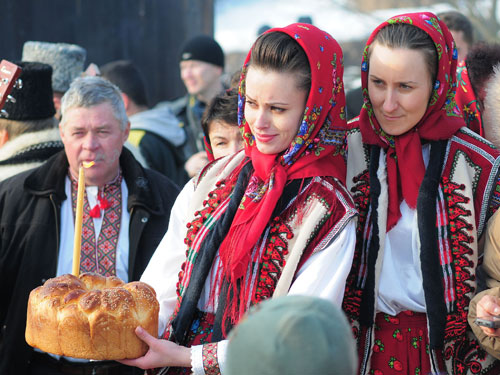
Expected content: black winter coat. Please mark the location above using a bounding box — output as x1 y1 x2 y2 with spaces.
0 148 179 374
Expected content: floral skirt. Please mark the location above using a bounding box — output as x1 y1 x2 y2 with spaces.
361 311 432 375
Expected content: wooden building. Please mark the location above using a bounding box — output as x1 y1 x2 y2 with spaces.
0 0 215 105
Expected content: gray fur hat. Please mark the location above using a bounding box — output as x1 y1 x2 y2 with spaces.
22 41 87 93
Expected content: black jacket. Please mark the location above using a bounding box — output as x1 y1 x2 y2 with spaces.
133 131 188 187
165 94 206 157
0 148 179 374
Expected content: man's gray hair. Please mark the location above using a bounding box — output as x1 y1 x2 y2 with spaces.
60 76 128 130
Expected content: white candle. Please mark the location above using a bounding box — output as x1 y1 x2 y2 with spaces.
71 161 94 276
72 165 85 276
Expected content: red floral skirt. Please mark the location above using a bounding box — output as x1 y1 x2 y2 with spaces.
361 311 432 375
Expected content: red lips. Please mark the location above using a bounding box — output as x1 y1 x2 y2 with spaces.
254 133 276 143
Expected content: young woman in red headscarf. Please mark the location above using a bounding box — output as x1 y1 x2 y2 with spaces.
122 23 357 374
343 12 500 374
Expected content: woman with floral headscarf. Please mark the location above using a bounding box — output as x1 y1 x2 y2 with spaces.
121 23 357 374
343 12 500 374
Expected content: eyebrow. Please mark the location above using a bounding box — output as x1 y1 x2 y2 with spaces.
368 74 419 85
245 94 289 106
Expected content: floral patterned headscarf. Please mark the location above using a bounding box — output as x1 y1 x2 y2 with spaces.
218 23 348 313
358 12 465 231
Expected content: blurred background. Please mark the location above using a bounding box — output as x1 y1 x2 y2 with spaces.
1 0 499 105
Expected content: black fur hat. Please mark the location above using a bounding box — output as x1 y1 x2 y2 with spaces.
3 61 56 121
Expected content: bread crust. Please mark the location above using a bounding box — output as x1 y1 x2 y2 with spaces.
25 273 159 360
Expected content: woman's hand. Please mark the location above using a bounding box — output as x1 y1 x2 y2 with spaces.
476 294 500 337
118 327 191 370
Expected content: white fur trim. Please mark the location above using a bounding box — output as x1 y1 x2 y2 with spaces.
483 64 500 148
0 127 60 161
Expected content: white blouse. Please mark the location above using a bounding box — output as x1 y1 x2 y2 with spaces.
376 145 431 315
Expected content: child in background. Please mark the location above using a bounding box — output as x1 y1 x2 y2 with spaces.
201 88 244 161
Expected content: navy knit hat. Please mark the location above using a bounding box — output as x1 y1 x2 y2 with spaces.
3 61 56 121
180 35 224 68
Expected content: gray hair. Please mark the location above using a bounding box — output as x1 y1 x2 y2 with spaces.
60 76 128 130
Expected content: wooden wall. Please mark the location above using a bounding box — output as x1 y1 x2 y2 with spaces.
0 0 214 105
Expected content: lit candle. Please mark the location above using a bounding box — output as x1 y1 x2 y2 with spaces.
72 161 94 276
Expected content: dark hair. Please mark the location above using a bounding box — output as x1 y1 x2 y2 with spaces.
369 23 438 85
438 11 474 45
201 88 239 143
249 31 311 92
100 60 149 107
230 69 242 89
466 42 500 97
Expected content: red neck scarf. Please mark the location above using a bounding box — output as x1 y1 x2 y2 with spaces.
218 23 348 284
358 12 465 231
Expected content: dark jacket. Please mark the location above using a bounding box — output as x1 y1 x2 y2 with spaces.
0 148 179 375
133 131 188 186
128 105 189 187
163 95 206 158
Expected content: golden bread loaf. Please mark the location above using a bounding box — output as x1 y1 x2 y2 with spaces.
25 272 159 360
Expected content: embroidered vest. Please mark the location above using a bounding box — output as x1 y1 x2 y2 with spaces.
165 152 357 348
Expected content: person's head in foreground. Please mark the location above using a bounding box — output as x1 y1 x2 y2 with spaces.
226 295 357 375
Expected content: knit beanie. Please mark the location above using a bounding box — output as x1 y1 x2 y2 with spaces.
180 35 224 68
2 61 55 121
22 41 87 93
226 295 358 375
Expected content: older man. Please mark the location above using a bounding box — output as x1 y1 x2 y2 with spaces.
0 76 179 375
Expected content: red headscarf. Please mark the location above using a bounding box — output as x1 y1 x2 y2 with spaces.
203 135 215 162
358 12 465 231
218 23 348 292
455 60 483 135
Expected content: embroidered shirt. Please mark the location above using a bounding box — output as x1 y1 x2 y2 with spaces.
57 176 130 282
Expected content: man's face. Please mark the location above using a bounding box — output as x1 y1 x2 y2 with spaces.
450 30 470 62
180 60 222 97
60 101 130 187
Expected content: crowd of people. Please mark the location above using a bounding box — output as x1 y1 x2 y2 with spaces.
2 8 500 375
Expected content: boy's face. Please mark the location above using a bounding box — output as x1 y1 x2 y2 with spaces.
208 120 244 159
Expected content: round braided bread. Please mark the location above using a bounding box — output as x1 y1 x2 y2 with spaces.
25 272 159 360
